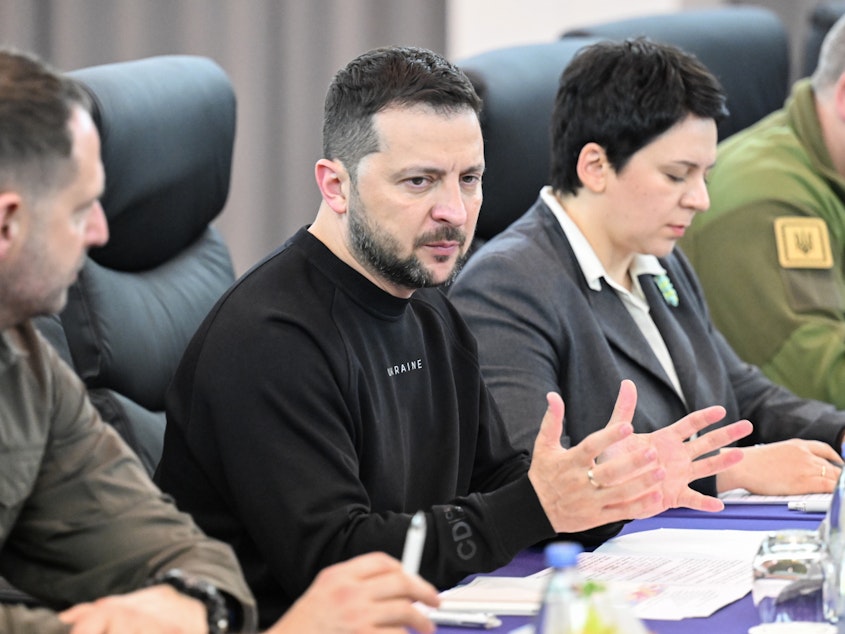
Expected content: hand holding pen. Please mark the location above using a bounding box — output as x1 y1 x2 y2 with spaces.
402 511 503 629
266 550 439 634
402 510 427 575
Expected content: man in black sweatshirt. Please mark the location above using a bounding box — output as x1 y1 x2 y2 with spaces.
155 45 752 629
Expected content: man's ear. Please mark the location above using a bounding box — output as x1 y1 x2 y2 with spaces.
314 158 350 215
0 191 23 260
576 142 610 193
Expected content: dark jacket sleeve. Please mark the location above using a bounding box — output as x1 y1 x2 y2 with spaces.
0 330 257 632
0 605 70 634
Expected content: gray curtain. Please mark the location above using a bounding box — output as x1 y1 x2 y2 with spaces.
0 0 446 275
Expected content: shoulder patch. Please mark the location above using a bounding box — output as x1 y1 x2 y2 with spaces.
774 217 833 269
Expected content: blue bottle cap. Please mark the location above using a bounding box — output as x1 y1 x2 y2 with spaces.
545 542 583 568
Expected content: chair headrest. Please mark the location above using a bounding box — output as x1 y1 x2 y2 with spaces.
562 7 790 140
68 55 236 272
459 37 601 242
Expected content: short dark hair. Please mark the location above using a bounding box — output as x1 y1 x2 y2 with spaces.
550 38 728 196
322 46 482 182
0 49 91 198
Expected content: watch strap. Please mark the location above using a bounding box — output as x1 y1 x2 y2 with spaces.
150 568 230 634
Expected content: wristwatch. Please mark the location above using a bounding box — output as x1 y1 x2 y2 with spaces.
151 569 231 634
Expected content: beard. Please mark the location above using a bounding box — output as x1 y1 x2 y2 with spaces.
0 231 78 326
347 192 469 290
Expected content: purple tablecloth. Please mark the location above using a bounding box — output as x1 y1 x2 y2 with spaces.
435 503 824 634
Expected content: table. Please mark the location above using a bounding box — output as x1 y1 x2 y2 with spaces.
436 503 825 634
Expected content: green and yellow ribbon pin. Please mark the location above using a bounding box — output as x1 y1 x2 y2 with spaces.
654 274 678 307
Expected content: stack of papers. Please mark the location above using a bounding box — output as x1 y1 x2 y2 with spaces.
438 528 768 621
719 488 832 506
439 575 546 615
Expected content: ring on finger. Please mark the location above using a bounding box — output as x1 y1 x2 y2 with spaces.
823 465 828 479
587 468 602 489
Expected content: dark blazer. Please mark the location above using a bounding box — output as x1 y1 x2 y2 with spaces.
450 197 845 496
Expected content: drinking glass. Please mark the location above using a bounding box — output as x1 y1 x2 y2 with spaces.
752 529 831 624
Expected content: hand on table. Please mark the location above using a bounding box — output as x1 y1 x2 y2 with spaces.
716 439 842 495
59 584 206 634
265 552 439 634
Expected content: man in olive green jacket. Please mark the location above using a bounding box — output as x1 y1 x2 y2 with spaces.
0 47 257 634
0 49 438 634
681 14 845 414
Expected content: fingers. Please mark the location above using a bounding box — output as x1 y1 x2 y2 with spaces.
331 551 405 579
602 492 664 523
381 604 438 634
766 440 842 491
58 603 89 623
277 553 439 634
529 396 662 532
606 379 637 428
357 566 438 633
599 469 665 516
663 405 729 440
674 488 726 513
59 602 100 632
689 446 744 483
685 419 753 459
374 569 439 609
328 552 440 607
720 443 843 495
816 470 838 493
588 441 658 488
804 439 844 465
586 442 665 518
810 454 840 492
532 392 566 453
574 418 637 466
533 390 639 464
59 608 106 634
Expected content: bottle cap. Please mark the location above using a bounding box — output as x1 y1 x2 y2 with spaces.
544 542 583 568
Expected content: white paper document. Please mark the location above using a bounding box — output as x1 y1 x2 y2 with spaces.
439 575 547 615
719 488 832 506
579 528 767 620
438 528 769 621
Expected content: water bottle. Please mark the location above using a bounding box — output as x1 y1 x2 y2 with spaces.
824 465 845 623
534 542 584 634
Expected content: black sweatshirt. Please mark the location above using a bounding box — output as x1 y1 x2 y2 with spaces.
156 227 617 628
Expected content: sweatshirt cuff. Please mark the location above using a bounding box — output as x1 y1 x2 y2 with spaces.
483 473 556 557
484 473 629 554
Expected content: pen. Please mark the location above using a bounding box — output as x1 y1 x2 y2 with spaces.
401 510 426 574
426 609 503 629
788 500 830 513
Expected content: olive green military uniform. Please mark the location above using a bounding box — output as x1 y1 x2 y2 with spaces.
681 79 845 409
0 322 257 633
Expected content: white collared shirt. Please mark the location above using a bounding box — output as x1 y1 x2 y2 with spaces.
541 187 687 404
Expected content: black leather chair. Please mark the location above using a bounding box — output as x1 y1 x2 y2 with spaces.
458 37 601 244
34 55 237 476
458 8 791 247
562 6 790 142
